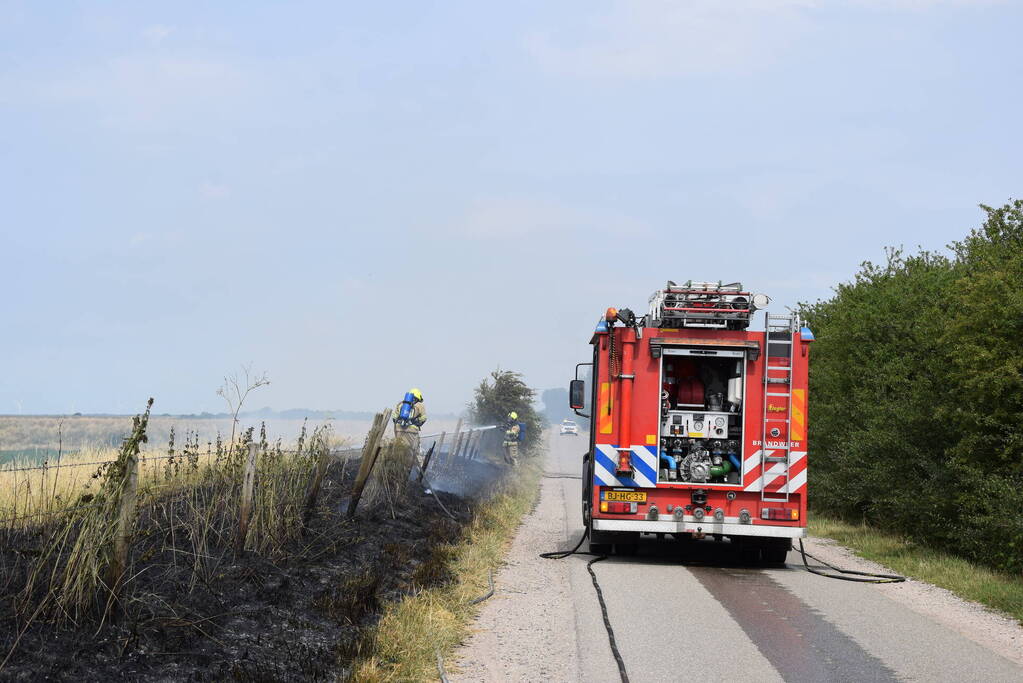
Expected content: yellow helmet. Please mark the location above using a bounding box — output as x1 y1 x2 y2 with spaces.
508 411 518 420
409 388 423 402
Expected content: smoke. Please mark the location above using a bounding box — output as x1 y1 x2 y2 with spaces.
419 430 508 499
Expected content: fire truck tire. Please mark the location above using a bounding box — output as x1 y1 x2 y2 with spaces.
588 525 618 555
762 539 791 566
739 545 761 566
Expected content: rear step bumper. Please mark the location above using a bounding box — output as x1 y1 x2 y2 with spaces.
593 518 806 538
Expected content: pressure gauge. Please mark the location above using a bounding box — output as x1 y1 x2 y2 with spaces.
715 417 726 427
693 421 704 432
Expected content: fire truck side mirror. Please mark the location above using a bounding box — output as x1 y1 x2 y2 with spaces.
569 380 586 410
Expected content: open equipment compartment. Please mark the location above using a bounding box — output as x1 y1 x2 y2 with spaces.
657 344 747 486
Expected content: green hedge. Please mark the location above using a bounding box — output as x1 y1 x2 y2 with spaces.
801 200 1023 574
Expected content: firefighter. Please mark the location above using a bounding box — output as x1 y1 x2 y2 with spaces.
393 388 427 467
502 411 521 466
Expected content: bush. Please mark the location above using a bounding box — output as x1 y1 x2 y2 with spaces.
800 200 1023 573
466 369 544 451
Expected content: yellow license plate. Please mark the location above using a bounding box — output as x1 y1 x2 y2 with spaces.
603 491 647 503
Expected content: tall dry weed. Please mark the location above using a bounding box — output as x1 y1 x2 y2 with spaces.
364 437 417 519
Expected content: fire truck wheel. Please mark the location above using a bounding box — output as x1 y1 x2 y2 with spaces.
739 546 761 566
763 546 788 565
762 539 791 566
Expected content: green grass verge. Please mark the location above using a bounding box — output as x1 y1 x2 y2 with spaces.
352 458 543 681
809 515 1023 625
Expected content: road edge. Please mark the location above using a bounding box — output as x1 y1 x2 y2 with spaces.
803 533 1023 667
351 457 543 681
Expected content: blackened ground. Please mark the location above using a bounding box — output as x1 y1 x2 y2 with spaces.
0 459 476 682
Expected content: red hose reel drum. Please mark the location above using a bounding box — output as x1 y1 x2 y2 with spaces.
665 359 704 408
676 377 704 407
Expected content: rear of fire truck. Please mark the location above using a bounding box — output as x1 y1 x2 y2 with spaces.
568 281 814 563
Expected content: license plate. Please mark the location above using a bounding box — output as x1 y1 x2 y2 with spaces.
603 491 647 503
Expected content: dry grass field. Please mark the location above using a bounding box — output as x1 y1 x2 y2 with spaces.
0 446 219 526
0 414 463 526
0 418 348 527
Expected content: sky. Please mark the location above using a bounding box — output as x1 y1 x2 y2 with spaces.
1 0 1021 416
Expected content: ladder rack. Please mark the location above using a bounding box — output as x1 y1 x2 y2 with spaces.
760 313 796 503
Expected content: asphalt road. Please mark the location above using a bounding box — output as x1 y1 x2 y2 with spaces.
454 432 1023 682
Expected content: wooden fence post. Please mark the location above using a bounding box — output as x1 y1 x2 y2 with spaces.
434 431 447 464
448 419 463 466
347 409 392 518
471 429 483 460
107 449 138 608
417 442 437 484
419 430 445 482
235 442 258 554
302 445 332 528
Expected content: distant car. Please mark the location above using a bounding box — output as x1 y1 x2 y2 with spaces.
559 420 579 436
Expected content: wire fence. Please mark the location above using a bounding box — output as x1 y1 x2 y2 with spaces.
0 502 106 527
0 445 347 528
0 447 331 475
419 425 499 462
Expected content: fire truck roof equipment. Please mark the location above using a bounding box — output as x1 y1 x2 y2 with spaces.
647 280 770 330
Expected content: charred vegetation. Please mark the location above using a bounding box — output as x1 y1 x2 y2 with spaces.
0 447 474 681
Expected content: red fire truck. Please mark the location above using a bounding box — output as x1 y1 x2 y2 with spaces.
568 281 814 563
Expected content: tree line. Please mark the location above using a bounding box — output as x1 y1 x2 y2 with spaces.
800 199 1023 573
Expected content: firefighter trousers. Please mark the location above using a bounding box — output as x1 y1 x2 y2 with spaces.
503 442 519 467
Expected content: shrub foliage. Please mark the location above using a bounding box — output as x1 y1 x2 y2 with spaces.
800 200 1023 573
466 369 544 451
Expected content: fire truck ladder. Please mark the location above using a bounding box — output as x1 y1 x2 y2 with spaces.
760 313 795 503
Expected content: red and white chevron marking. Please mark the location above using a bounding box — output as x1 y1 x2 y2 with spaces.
742 450 807 494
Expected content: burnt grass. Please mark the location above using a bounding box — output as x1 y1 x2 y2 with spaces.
0 459 477 681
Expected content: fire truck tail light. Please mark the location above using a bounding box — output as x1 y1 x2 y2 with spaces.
600 501 637 514
761 508 799 521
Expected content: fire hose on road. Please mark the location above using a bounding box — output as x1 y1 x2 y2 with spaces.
539 524 906 683
540 527 630 683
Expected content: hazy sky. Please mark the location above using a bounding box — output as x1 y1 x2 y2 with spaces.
2 1 1021 415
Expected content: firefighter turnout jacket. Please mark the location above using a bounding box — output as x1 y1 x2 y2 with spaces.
503 422 520 446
